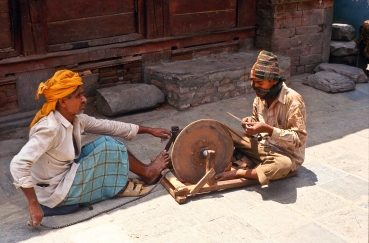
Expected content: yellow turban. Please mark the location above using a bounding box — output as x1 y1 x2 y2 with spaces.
30 70 83 128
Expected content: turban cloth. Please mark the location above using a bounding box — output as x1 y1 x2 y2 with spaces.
30 70 83 128
250 50 281 82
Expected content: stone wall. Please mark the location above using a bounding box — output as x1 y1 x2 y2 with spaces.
255 0 334 75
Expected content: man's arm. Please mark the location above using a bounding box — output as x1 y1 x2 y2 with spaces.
138 126 171 139
21 187 44 227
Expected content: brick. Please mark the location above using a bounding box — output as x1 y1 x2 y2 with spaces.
298 1 320 10
178 92 195 100
275 16 302 28
290 57 300 67
300 55 310 65
275 9 302 19
117 70 129 76
288 46 310 56
284 17 302 28
128 67 142 74
195 90 206 98
218 84 235 92
124 62 141 69
285 3 298 12
99 65 122 73
309 54 322 63
286 48 302 58
220 78 231 85
124 73 142 81
273 28 296 38
302 9 325 26
165 84 179 93
310 45 322 54
151 79 164 88
206 88 216 94
291 33 323 47
99 76 119 84
296 26 322 35
201 96 211 103
271 38 292 50
99 71 117 78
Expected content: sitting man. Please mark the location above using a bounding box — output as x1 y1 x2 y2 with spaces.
215 50 307 186
10 70 171 227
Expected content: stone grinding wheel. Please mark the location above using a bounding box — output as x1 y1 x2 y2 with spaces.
171 119 234 184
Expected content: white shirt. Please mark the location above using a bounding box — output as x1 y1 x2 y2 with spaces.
10 111 139 208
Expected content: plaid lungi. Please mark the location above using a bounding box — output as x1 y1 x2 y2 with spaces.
57 136 129 206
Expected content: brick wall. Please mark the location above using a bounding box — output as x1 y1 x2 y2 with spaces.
256 0 333 75
92 61 143 89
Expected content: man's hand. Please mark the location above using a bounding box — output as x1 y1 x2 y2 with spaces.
241 117 253 130
150 128 171 139
138 126 171 139
28 201 44 227
244 122 274 136
21 187 44 227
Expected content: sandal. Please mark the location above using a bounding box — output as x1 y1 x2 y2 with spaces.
115 178 154 197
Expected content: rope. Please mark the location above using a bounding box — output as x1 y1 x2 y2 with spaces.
38 172 168 229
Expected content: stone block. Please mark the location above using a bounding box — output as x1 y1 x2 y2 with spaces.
145 51 290 110
331 23 355 41
96 84 164 116
314 63 368 83
330 40 358 56
303 71 355 93
81 73 99 98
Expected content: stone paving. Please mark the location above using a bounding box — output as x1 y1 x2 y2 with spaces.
0 74 368 243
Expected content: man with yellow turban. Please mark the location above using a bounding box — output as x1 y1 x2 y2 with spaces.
10 70 171 227
215 51 308 186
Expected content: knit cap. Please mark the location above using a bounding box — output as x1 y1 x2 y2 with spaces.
250 50 280 82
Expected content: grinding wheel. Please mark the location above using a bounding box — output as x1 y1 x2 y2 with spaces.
171 119 234 184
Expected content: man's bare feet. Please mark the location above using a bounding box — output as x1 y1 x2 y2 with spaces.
141 150 170 184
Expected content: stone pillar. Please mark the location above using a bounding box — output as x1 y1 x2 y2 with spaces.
255 0 334 76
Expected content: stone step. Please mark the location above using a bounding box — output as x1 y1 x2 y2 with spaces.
144 50 291 110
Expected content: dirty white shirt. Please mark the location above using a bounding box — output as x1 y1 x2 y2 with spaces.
251 83 307 171
10 111 139 208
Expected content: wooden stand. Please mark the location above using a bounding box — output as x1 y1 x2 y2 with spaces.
161 150 297 204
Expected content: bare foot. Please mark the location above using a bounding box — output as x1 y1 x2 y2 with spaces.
142 150 170 184
214 170 238 181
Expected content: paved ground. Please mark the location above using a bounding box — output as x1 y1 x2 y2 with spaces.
0 74 368 243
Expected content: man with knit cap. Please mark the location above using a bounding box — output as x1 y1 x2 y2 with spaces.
10 70 171 227
215 50 307 186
